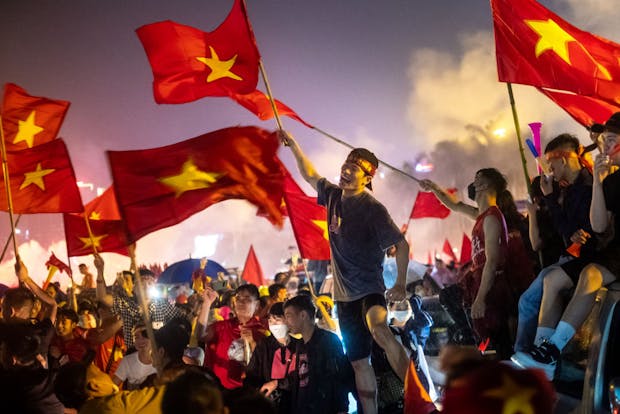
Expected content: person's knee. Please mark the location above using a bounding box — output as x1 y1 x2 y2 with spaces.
369 323 394 348
576 264 604 293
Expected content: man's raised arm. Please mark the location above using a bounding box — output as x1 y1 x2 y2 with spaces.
279 130 322 191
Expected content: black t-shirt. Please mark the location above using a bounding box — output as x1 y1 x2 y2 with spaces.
317 178 405 302
603 169 620 246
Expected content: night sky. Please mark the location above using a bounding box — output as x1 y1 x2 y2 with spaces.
0 0 614 285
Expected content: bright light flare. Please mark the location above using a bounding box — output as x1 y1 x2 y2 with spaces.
193 234 220 258
493 128 507 138
415 163 434 173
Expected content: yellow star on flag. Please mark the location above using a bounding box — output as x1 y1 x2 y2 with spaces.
483 374 537 414
525 19 575 64
13 110 44 148
19 163 55 191
89 211 101 220
78 233 108 250
196 46 243 83
311 219 329 240
158 159 223 197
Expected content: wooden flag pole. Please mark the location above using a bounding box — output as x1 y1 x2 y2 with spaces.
258 61 285 131
0 115 19 259
82 214 99 255
506 83 533 196
0 214 21 263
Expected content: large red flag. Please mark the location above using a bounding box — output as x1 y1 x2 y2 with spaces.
409 189 456 219
283 176 330 261
63 186 129 257
492 0 620 104
459 233 472 264
241 245 265 286
108 126 285 242
443 239 457 263
136 0 260 103
1 83 70 151
403 359 435 414
0 139 83 213
537 88 620 127
228 90 314 128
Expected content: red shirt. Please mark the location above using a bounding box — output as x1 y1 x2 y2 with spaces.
52 327 97 363
205 317 267 389
470 206 508 272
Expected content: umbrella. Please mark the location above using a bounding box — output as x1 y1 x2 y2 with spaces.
157 258 228 285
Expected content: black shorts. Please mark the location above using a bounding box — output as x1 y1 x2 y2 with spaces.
336 293 386 362
561 246 620 284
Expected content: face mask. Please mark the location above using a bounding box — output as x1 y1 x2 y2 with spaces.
269 324 289 339
390 310 412 323
467 182 476 201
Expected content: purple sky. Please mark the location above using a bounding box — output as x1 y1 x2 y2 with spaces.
0 0 609 284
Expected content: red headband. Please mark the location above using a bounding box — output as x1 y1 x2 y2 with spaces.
347 155 377 177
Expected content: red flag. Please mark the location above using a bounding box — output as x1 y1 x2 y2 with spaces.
492 0 620 104
45 252 72 276
403 359 435 414
108 126 285 242
537 88 620 127
459 233 472 264
442 239 457 263
228 90 314 128
409 189 456 219
241 245 265 286
0 139 83 213
1 83 70 151
84 186 122 220
63 213 130 257
136 0 260 104
283 175 330 261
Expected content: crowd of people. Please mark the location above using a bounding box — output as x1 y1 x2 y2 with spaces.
1 112 619 413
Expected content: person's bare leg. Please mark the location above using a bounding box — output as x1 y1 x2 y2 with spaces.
350 357 377 414
538 269 573 328
366 305 409 381
561 264 616 329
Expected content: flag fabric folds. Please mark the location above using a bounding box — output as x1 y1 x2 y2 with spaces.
46 252 72 276
228 90 313 128
459 233 472 264
0 139 83 213
537 88 620 127
403 359 435 414
108 126 285 242
1 83 70 151
491 0 620 105
63 187 130 257
283 175 330 261
442 239 457 263
241 245 265 286
409 189 456 219
136 0 260 103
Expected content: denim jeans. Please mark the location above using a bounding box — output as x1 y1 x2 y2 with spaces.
514 256 572 352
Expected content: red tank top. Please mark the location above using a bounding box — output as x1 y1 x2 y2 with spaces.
470 206 508 272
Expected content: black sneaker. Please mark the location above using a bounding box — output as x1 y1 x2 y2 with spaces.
530 340 561 365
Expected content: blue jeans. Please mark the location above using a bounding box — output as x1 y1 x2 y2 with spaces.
514 257 572 352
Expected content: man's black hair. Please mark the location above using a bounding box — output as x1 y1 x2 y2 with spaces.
544 133 580 153
283 295 316 319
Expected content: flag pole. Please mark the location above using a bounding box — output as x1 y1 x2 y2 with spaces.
82 214 99 255
0 115 19 259
258 61 285 131
506 83 532 195
312 125 421 183
0 214 21 263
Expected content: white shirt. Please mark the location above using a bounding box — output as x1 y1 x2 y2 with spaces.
114 352 157 389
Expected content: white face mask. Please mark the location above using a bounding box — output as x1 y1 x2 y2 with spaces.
390 310 412 323
269 323 289 339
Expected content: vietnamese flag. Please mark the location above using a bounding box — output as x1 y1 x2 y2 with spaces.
1 83 70 151
403 359 435 414
63 213 130 257
442 239 457 263
108 126 285 242
409 189 456 219
537 88 620 127
0 139 83 213
46 252 72 276
228 90 314 128
241 245 265 286
492 0 620 105
283 176 330 261
63 186 130 257
459 233 472 264
136 0 260 103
